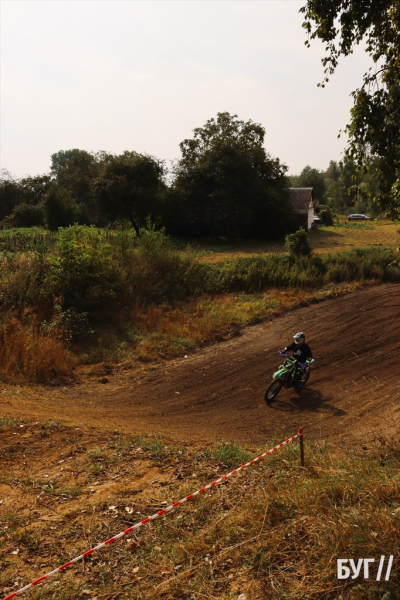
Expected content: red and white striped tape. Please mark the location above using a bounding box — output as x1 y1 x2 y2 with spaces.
2 433 300 600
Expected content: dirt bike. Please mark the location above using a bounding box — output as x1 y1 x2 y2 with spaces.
265 351 315 403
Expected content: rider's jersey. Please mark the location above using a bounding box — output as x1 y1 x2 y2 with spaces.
284 342 313 363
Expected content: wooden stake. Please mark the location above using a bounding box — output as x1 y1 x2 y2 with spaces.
298 428 304 467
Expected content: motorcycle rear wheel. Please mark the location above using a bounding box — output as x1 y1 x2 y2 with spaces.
295 370 310 393
265 378 283 404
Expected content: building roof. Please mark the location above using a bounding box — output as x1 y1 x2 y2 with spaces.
288 188 316 214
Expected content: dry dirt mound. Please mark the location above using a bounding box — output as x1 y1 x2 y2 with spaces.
2 284 400 446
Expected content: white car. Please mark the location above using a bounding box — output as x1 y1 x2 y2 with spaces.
347 214 373 221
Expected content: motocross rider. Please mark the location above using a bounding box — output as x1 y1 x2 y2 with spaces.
282 332 313 379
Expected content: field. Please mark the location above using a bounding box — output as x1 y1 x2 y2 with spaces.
1 223 400 599
188 221 400 262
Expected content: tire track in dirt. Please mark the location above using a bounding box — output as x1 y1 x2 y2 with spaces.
3 284 400 446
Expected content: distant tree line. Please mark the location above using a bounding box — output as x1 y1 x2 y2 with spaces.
0 113 295 239
0 112 389 239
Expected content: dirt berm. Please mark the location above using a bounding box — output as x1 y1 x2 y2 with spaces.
2 284 400 446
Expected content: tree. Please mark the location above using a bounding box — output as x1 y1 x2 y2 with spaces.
10 203 45 227
301 0 400 212
0 171 23 222
44 186 80 230
91 151 166 234
50 149 104 224
19 175 51 206
169 112 293 238
323 157 382 216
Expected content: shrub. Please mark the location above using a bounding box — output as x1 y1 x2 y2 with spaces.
285 229 312 257
124 225 208 304
319 206 333 225
50 225 118 314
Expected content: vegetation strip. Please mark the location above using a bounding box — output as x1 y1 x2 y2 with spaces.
2 434 299 600
0 221 399 381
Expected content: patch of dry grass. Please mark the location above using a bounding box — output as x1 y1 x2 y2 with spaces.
0 420 399 600
196 221 400 264
0 315 73 383
311 221 400 255
121 282 366 362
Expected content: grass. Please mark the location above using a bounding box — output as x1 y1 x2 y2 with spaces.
211 441 253 466
1 420 400 599
133 436 167 459
309 220 400 256
42 484 82 497
0 417 17 428
0 228 56 253
191 220 400 263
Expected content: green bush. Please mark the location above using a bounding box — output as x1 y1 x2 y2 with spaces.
319 207 333 225
285 229 312 257
50 225 118 314
123 225 209 304
49 224 208 317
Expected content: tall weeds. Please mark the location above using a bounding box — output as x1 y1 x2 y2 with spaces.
0 314 72 382
213 248 400 293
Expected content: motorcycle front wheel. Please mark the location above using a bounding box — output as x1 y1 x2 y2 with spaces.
265 378 283 404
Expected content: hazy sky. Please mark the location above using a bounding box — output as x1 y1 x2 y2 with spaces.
1 0 373 179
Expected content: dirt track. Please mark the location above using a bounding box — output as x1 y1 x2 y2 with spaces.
2 284 400 446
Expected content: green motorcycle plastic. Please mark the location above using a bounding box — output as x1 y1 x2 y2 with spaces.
265 352 314 404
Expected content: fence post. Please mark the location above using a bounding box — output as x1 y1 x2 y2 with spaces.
298 428 304 467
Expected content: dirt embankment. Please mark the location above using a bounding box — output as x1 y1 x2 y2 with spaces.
1 284 399 446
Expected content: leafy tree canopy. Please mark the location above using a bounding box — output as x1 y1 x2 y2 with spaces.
90 151 166 234
170 112 292 239
290 165 327 204
44 186 80 231
11 203 45 228
301 0 400 211
50 149 105 223
0 171 23 221
19 175 51 206
0 171 51 224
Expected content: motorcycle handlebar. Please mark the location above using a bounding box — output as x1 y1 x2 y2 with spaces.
278 352 315 368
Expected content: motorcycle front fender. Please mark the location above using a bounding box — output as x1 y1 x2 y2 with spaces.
273 368 288 379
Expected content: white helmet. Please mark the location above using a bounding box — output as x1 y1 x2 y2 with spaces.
293 332 305 344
